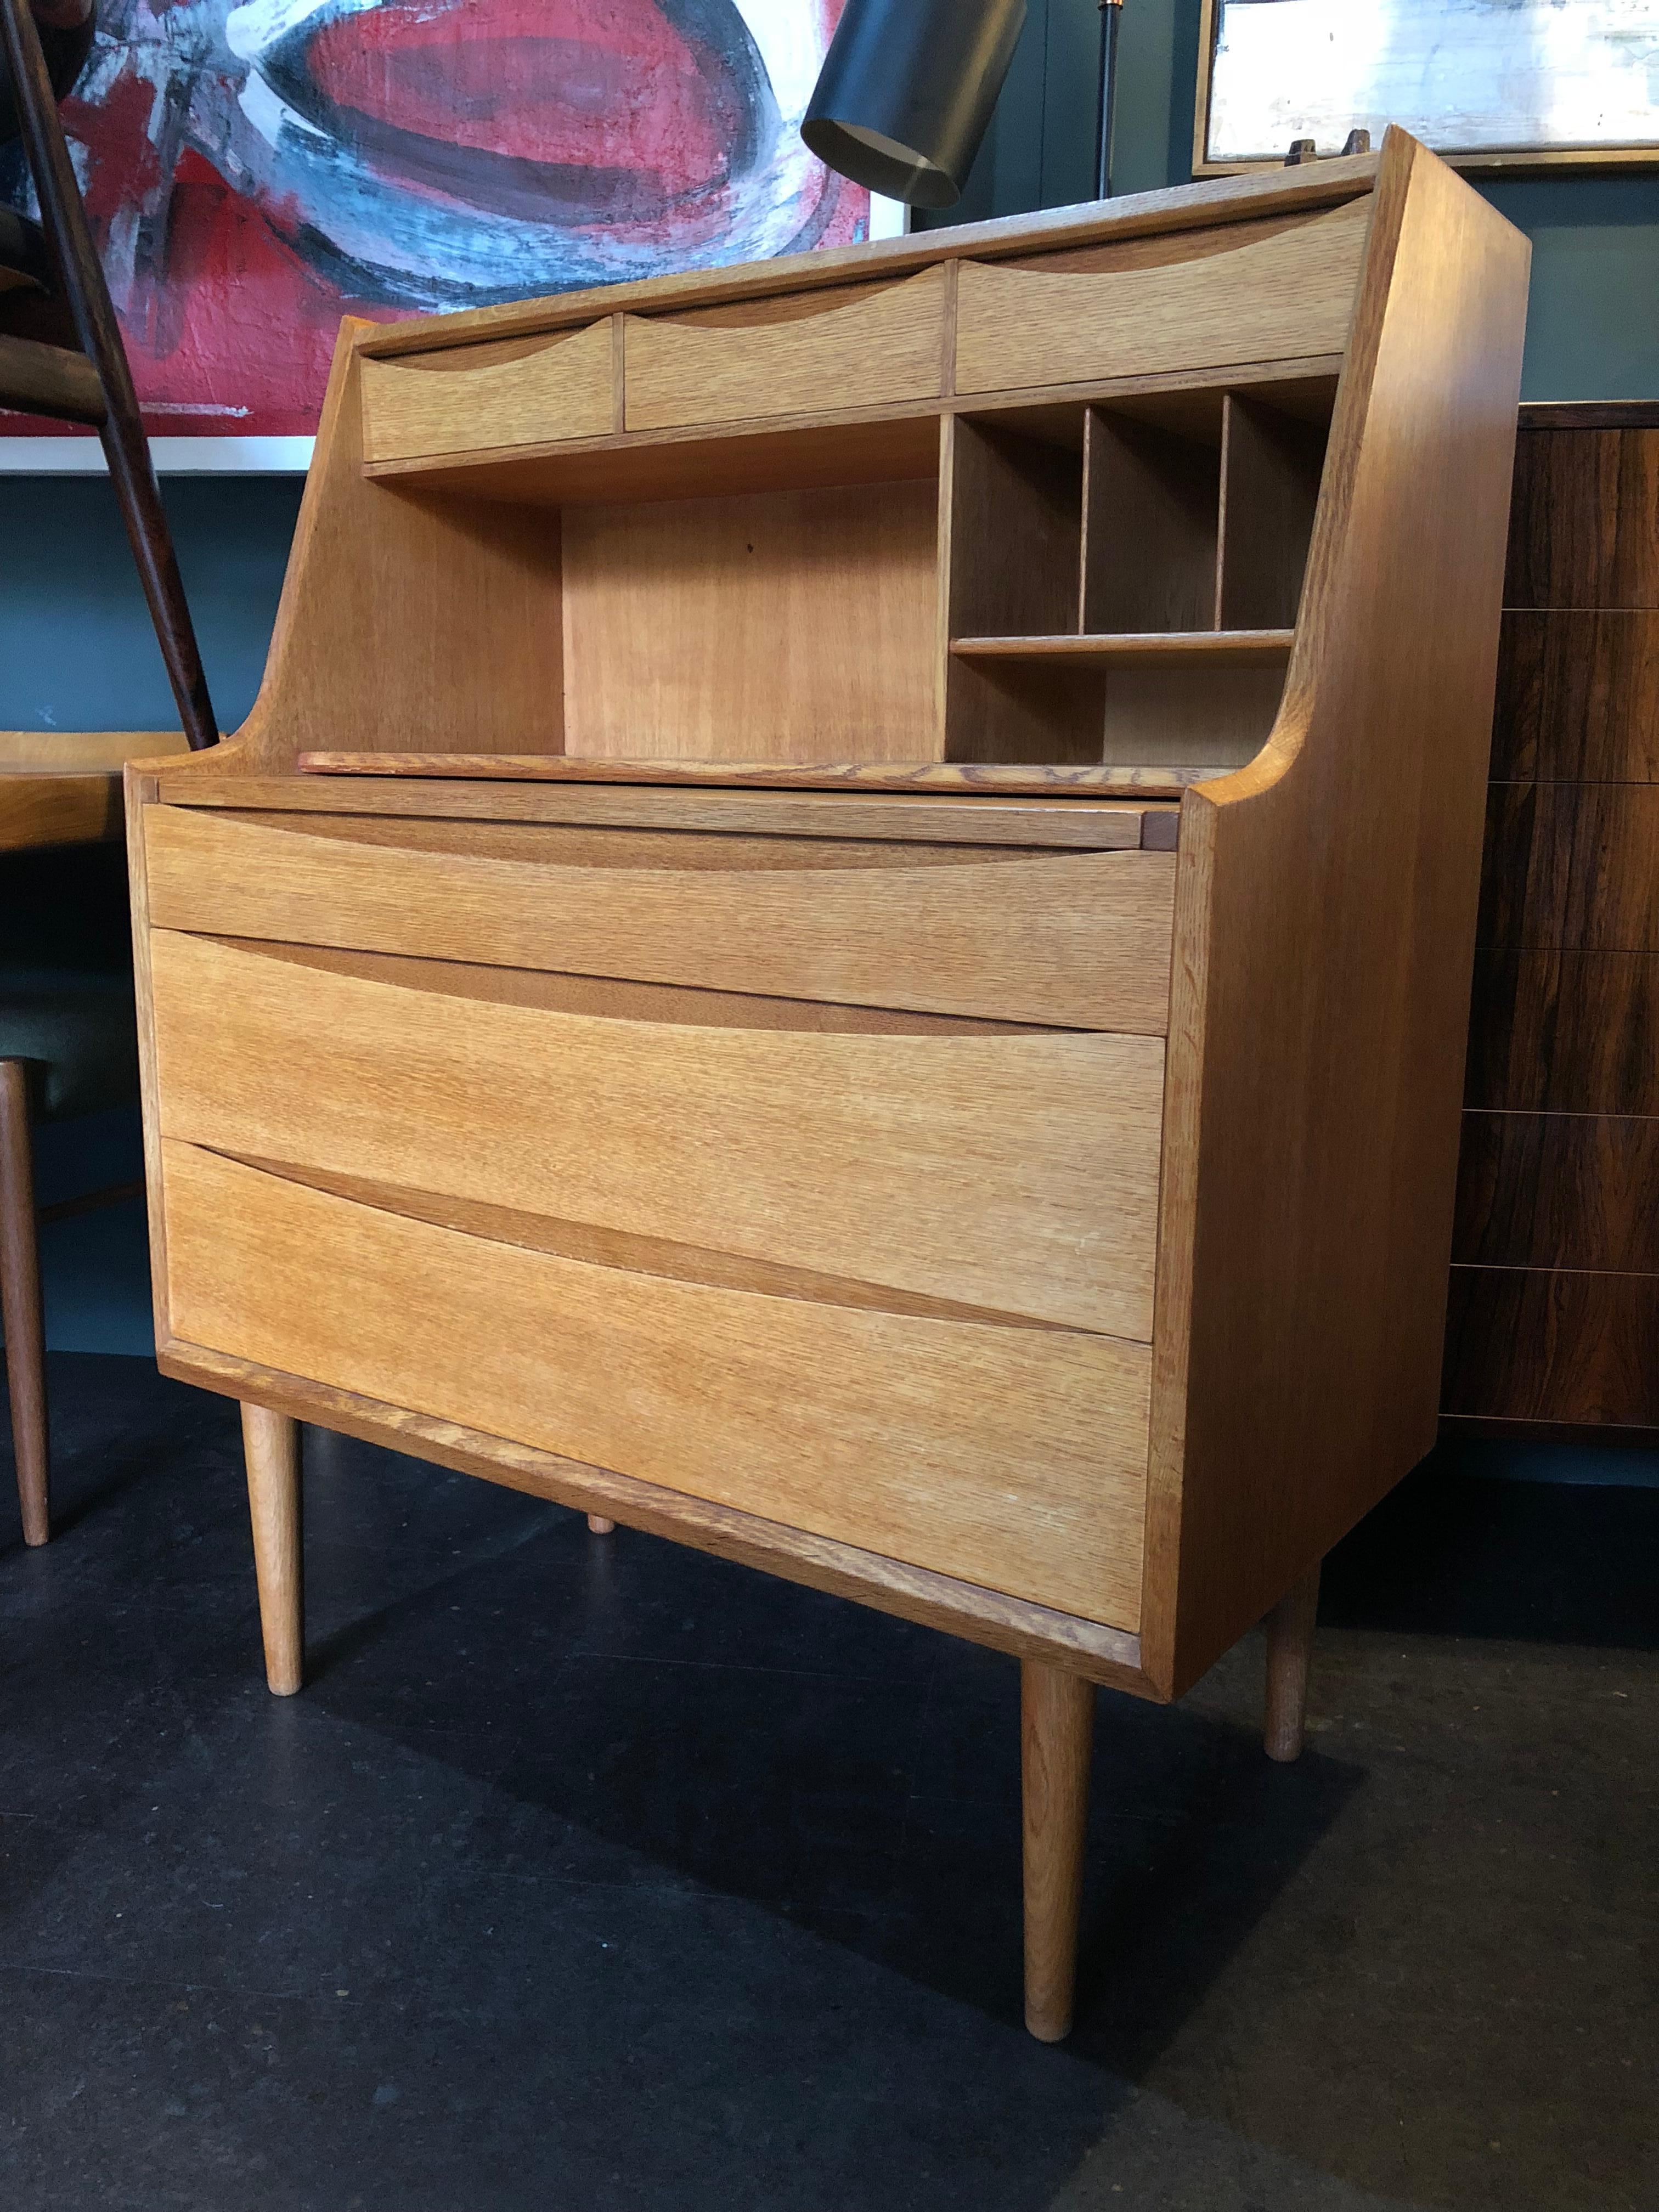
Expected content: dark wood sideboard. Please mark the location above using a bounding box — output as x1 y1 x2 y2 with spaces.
1446 400 1659 1443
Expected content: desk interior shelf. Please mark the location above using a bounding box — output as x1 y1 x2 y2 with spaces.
316 365 1336 792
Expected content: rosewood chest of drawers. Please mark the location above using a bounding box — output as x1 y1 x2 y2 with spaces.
127 129 1528 2039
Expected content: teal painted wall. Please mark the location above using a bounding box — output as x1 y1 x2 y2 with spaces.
3 0 1656 1358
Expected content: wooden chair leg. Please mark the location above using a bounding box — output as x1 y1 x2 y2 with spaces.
1021 1658 1094 2042
586 1513 616 1534
0 1061 49 1547
1263 1565 1322 1762
241 1402 303 1695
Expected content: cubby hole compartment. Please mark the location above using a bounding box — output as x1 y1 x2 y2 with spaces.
946 636 1291 777
1216 391 1329 630
1081 400 1223 635
942 408 1086 762
944 409 1086 638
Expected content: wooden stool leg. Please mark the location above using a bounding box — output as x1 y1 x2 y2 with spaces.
586 1513 616 1534
241 1403 303 1696
1021 1659 1094 2042
0 1061 49 1547
1263 1565 1322 1762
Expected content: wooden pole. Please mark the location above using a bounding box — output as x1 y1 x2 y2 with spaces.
1263 1565 1321 1762
0 1061 48 1546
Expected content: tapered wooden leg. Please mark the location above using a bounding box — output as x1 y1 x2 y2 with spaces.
1263 1565 1322 1763
1021 1659 1094 2042
586 1514 616 1534
241 1402 303 1696
0 1062 48 1548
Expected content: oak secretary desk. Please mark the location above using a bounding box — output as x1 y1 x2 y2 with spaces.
128 129 1528 2040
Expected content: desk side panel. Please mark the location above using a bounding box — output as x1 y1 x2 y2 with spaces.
1146 134 1532 1694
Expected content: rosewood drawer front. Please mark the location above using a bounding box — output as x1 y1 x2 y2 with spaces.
160 1143 1149 1629
149 928 1163 1338
142 806 1177 1033
953 198 1368 395
623 268 946 432
359 320 616 462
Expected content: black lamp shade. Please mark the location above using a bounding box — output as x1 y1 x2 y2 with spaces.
803 0 1027 211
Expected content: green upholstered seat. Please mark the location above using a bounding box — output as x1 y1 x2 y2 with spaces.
0 965 138 1122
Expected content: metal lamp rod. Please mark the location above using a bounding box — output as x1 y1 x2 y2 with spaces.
1095 0 1123 199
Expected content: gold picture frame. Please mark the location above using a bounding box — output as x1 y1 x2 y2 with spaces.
1194 0 1659 176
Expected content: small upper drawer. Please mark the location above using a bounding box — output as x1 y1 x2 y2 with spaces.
359 321 616 463
624 267 946 432
955 198 1369 395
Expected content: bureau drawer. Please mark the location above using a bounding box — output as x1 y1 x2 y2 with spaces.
624 268 946 432
359 320 616 462
955 198 1368 394
163 1142 1149 1628
143 805 1177 1033
149 929 1164 1336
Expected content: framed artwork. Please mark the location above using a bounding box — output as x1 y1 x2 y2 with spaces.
1196 0 1659 175
1 0 878 465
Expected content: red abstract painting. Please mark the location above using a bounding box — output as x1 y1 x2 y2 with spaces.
2 0 866 437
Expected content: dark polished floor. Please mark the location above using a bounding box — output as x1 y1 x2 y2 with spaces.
1 1355 1654 2211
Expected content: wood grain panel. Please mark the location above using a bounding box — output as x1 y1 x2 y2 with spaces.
624 267 942 431
165 1337 1150 1690
353 156 1375 359
943 414 1086 764
149 931 1165 1335
1489 611 1659 782
227 938 1047 1036
227 812 1064 871
0 772 122 851
1453 1111 1659 1271
1477 781 1659 950
1080 408 1221 635
142 805 1178 1032
161 1142 1150 1628
236 329 567 769
360 319 615 461
1142 134 1529 1694
954 199 1367 396
1215 396 1325 632
232 1156 1076 1329
0 731 188 774
1465 951 1659 1113
624 269 946 431
1505 428 1659 611
1 734 188 851
294 754 1200 798
152 773 1172 847
561 481 940 761
1444 1264 1659 1425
